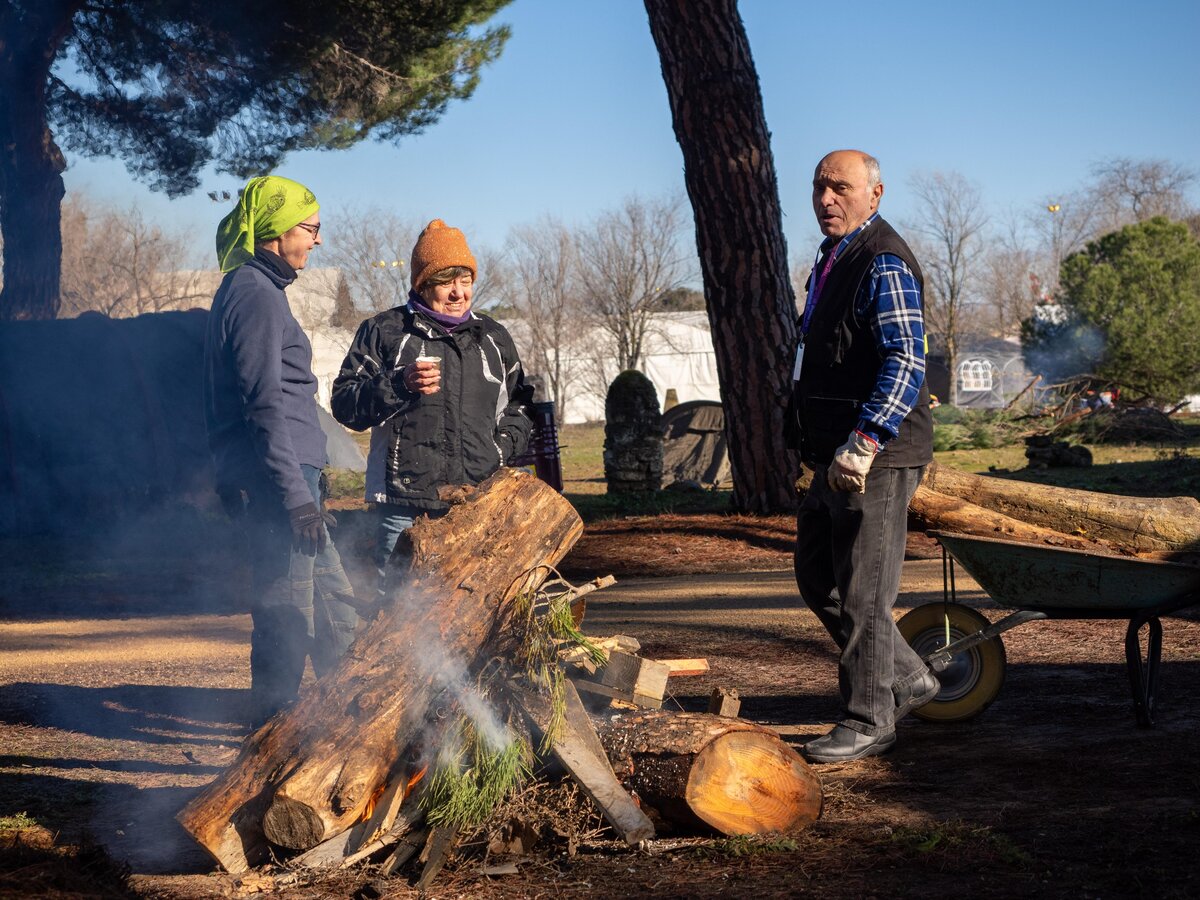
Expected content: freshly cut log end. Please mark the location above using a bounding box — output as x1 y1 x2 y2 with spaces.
686 731 820 835
597 710 822 836
262 795 326 850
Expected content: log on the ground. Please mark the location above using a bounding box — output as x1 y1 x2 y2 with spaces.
177 469 582 872
596 710 821 836
922 461 1200 551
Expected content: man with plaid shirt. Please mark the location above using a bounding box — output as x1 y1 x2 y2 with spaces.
789 150 939 763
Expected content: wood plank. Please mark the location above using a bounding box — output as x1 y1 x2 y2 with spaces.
660 658 710 677
415 825 459 891
602 650 670 700
380 827 428 876
707 687 741 718
512 685 655 846
571 677 663 710
558 634 641 670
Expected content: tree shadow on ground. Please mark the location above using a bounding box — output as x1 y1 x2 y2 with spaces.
0 683 250 744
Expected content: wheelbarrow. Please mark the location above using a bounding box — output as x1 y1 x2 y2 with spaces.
898 531 1200 728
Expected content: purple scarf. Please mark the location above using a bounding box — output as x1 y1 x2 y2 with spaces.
410 292 472 332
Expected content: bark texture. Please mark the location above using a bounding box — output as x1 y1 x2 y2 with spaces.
922 461 1200 551
909 485 1128 554
177 469 583 872
596 710 821 835
644 0 799 513
0 1 78 320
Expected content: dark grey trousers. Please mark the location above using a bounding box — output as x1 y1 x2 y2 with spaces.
794 464 927 736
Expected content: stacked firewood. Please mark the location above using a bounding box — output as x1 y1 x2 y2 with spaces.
177 469 822 888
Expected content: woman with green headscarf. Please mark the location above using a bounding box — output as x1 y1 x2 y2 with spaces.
204 175 360 726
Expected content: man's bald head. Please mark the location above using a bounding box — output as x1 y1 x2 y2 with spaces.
812 150 884 238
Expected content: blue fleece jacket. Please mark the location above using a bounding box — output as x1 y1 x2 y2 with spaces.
203 249 327 511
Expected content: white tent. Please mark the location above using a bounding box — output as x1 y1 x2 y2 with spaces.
505 311 723 424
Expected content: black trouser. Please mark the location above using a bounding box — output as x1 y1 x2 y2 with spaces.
795 464 927 736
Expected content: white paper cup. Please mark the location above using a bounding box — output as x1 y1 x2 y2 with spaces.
416 355 440 372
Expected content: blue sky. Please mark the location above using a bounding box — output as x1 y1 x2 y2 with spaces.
62 0 1200 267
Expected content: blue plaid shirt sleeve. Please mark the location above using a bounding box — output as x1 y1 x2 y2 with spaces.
854 253 926 444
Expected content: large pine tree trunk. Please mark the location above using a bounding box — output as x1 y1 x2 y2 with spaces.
644 0 799 514
177 469 583 872
596 710 821 835
922 462 1200 551
0 2 76 321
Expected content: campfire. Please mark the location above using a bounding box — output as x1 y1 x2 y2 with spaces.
176 469 822 889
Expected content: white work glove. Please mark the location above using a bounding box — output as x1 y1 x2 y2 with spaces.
827 430 879 493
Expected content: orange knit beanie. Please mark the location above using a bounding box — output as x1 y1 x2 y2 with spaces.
410 219 477 291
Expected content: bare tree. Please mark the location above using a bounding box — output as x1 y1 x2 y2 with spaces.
502 218 589 415
1032 157 1196 299
574 194 693 373
1090 157 1197 230
58 196 209 318
318 208 419 316
908 171 989 405
1027 192 1101 301
788 251 811 317
978 211 1040 338
318 208 504 322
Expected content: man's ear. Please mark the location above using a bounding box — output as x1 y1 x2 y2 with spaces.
871 182 884 210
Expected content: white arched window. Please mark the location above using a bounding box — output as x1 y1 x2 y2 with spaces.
959 358 994 393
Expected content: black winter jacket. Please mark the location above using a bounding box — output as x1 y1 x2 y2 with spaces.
331 300 533 511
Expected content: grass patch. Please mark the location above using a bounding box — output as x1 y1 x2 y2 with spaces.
567 488 733 522
695 834 801 858
890 820 1032 867
323 466 365 501
0 812 37 832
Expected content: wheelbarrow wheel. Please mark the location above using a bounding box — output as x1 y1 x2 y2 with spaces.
898 603 1006 723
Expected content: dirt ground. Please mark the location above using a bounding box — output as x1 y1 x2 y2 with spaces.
2 515 1199 899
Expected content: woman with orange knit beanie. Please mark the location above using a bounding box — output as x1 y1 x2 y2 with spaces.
331 220 534 594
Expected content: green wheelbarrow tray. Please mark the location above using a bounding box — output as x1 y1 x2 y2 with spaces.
900 531 1200 727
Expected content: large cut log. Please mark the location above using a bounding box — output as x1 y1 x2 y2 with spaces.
909 486 1129 554
595 710 822 835
922 461 1200 552
177 469 582 872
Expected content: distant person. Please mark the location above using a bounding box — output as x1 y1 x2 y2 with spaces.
204 175 360 726
788 150 938 763
331 219 533 596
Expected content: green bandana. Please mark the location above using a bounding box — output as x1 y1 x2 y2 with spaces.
215 176 320 272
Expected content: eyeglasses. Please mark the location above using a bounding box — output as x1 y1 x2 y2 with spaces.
296 222 321 237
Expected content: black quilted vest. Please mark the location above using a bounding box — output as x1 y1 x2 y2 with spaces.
791 217 933 468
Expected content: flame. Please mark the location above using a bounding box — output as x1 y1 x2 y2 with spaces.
405 765 429 799
357 764 428 823
360 781 388 822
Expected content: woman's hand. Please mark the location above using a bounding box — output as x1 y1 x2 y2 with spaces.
402 359 441 395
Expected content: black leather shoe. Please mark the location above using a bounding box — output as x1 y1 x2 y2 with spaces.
802 725 896 763
895 669 941 722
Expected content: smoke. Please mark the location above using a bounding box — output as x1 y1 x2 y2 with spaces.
384 579 515 756
1021 306 1107 385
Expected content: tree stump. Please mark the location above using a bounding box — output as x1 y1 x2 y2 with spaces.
177 469 583 872
595 710 821 835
